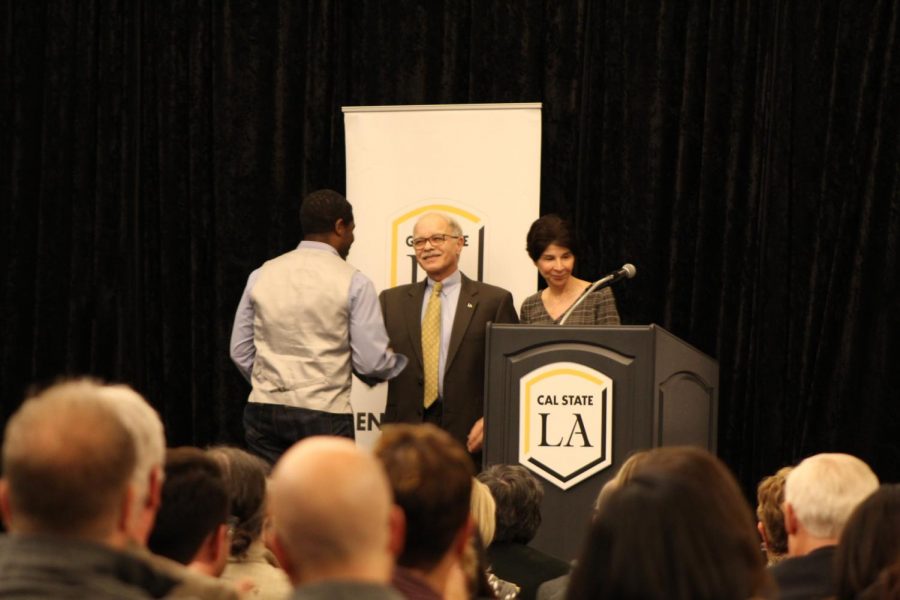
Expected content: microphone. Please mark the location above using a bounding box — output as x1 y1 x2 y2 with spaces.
599 263 637 286
558 263 636 325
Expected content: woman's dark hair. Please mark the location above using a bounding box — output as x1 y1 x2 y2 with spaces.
856 559 900 600
477 464 543 544
637 447 762 539
835 484 900 600
526 214 579 261
567 448 770 600
206 446 271 558
568 473 759 600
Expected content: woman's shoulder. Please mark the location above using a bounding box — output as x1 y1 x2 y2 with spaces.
584 286 616 303
586 287 621 325
520 290 547 324
520 290 543 308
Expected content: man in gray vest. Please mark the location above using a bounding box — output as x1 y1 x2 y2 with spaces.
230 189 407 463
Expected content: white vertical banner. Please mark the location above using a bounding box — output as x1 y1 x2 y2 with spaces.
343 103 542 448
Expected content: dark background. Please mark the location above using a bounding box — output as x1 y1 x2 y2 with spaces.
2 0 898 496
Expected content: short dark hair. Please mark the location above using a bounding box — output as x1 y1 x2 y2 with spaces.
299 189 354 235
148 447 230 565
207 446 270 558
526 214 578 261
568 471 767 600
477 464 543 544
835 484 900 600
2 380 136 536
374 424 473 570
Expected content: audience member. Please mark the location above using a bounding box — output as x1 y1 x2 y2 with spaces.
267 436 403 599
148 447 231 578
756 466 792 565
834 484 900 600
374 423 474 600
537 450 650 600
95 383 166 546
98 383 241 600
0 380 178 598
592 449 651 513
772 453 879 600
208 446 292 599
853 560 900 600
446 531 504 600
471 478 497 546
478 465 568 600
467 478 518 599
566 447 769 600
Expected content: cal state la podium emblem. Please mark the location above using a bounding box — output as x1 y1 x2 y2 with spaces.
518 362 613 490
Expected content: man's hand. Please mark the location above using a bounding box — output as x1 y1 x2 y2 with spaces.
467 417 484 453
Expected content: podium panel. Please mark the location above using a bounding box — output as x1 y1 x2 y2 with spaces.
484 324 718 561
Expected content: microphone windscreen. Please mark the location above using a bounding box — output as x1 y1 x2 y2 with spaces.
622 263 637 278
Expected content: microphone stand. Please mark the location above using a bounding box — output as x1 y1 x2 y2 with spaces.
558 274 616 325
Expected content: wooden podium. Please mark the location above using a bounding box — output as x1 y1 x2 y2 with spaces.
483 324 718 561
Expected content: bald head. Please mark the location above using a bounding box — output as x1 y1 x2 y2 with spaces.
269 437 395 584
1 380 136 540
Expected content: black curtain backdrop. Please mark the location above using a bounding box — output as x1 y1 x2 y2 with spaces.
2 1 898 495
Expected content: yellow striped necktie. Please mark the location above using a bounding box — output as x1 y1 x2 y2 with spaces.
421 282 443 408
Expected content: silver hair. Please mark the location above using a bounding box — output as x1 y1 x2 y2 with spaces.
785 453 878 539
95 385 166 502
416 212 463 237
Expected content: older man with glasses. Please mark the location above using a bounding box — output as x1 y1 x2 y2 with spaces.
379 212 518 462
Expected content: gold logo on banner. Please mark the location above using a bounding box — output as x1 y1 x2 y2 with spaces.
389 203 485 287
519 362 613 491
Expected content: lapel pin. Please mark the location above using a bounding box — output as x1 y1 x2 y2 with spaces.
467 302 474 309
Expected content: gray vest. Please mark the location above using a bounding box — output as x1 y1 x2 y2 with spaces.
249 247 356 413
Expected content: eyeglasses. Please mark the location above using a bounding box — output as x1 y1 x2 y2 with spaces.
411 234 460 249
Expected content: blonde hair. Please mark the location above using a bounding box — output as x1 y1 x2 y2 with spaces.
470 478 496 545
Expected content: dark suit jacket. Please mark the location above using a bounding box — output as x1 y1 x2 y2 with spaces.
487 542 571 600
769 545 837 600
379 272 518 448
